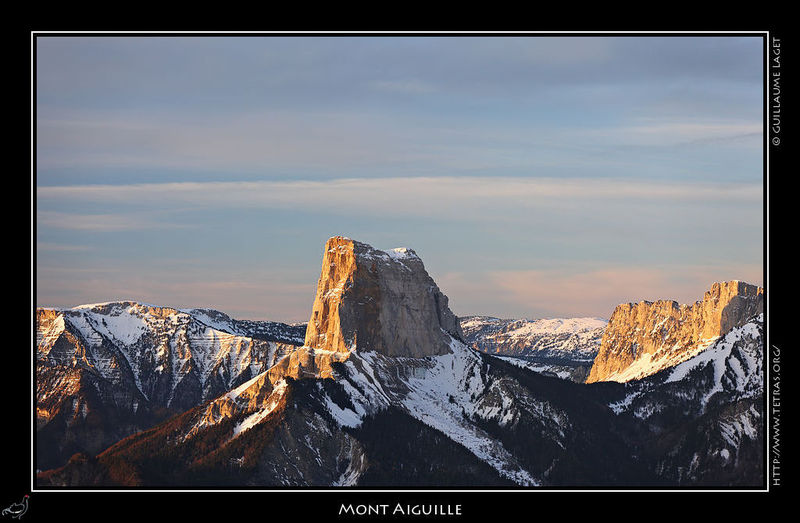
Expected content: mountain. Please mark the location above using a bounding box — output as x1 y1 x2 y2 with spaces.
605 314 764 485
460 316 606 382
35 302 304 470
304 236 463 357
586 281 763 383
36 237 765 487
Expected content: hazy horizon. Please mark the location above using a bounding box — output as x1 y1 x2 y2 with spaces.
35 35 764 323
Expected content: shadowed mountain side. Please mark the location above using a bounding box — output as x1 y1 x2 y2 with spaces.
37 377 514 487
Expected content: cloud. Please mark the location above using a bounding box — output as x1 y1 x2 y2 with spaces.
36 106 764 197
484 264 764 319
36 36 759 105
37 109 404 173
37 211 193 232
36 267 317 322
33 36 764 321
37 242 92 252
36 37 763 187
370 79 437 94
37 176 762 221
583 119 763 148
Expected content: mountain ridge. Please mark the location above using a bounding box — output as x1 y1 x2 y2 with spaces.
460 315 606 382
587 280 763 383
35 302 304 470
36 237 765 487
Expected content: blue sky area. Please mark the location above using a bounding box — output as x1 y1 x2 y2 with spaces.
35 35 764 322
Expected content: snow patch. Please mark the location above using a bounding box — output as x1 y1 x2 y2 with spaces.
331 441 364 486
384 247 418 261
397 339 538 485
231 379 288 437
322 392 363 428
495 356 576 380
609 390 642 415
604 335 720 384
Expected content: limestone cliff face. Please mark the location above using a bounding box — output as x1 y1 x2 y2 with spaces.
304 236 463 358
586 281 763 383
185 236 465 439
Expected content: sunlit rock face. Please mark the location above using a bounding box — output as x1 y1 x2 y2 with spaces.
179 236 468 445
304 236 464 358
586 281 763 383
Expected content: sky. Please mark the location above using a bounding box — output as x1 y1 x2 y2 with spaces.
35 35 764 323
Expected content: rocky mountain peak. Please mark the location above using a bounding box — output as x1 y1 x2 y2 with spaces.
586 280 763 383
700 280 764 336
304 236 463 358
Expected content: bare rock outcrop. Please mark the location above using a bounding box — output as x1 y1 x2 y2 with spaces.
304 236 463 358
586 281 763 383
183 237 464 439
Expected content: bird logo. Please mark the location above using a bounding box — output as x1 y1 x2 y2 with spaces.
1 495 29 520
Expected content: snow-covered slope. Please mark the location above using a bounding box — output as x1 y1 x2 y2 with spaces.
609 314 763 417
460 316 606 382
461 316 606 361
173 333 538 485
326 337 541 485
38 311 765 488
605 314 764 485
37 301 303 408
164 312 764 487
35 301 305 470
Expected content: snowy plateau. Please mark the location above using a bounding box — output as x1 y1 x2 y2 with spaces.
460 316 606 382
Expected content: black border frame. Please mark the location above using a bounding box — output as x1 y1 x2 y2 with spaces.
20 27 786 519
